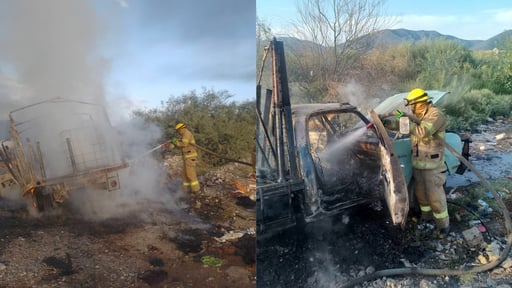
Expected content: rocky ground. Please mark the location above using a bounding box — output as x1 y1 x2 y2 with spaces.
257 118 512 288
0 158 256 288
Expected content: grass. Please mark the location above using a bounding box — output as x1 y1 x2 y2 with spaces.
460 178 512 212
458 273 476 284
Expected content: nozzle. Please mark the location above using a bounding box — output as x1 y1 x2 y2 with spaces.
366 122 374 129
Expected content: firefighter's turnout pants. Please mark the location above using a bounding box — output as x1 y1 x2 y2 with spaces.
177 128 200 193
182 152 200 193
413 166 449 229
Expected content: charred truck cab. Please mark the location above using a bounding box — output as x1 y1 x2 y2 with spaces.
256 39 410 235
280 104 389 220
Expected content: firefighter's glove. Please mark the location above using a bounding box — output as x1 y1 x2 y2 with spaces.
171 137 179 145
394 110 405 119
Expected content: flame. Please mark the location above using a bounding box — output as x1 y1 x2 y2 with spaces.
233 181 249 194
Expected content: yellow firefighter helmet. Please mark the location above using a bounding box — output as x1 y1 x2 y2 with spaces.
405 88 429 106
175 123 186 130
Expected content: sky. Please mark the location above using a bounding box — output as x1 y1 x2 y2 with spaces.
0 0 256 124
0 0 509 125
257 0 512 41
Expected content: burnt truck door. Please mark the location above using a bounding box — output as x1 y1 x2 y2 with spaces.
301 106 409 227
369 110 409 226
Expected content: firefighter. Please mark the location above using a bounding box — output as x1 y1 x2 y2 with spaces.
172 123 200 193
383 88 450 237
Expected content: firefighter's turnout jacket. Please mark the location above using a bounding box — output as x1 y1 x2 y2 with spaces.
410 105 446 170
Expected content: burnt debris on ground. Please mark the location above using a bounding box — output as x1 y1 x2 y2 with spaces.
0 160 256 287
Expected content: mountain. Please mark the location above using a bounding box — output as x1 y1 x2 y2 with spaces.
474 30 512 50
258 36 322 55
364 29 483 50
277 29 512 51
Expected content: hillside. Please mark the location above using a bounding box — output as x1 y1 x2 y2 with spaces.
366 29 483 50
276 28 512 51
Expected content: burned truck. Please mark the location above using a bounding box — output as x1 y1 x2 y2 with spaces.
256 39 468 235
0 98 128 211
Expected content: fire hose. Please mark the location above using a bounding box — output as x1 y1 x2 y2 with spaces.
190 143 253 167
130 142 253 167
340 115 512 288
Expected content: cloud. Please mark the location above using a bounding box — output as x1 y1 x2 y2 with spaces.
134 0 255 42
492 8 512 23
132 0 256 79
115 0 128 8
155 40 255 82
395 14 460 32
105 0 256 107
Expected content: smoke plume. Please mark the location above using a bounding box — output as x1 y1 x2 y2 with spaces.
337 80 380 113
0 0 105 110
0 0 182 220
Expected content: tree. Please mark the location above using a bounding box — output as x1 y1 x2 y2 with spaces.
473 38 512 94
289 0 389 102
256 18 275 91
443 89 512 131
410 40 475 90
257 17 274 53
132 88 255 167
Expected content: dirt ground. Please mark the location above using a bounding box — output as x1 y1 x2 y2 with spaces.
257 119 512 288
0 160 256 288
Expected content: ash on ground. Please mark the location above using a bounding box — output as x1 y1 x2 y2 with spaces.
0 159 256 288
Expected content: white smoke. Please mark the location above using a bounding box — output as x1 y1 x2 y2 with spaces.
64 115 185 221
305 219 348 288
0 0 105 108
337 80 380 113
0 0 183 220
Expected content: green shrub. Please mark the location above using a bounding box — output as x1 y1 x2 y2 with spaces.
443 89 512 131
133 88 255 167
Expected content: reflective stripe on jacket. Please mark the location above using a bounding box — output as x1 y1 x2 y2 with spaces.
410 105 447 169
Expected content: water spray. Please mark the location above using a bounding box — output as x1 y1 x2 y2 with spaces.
127 142 170 164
